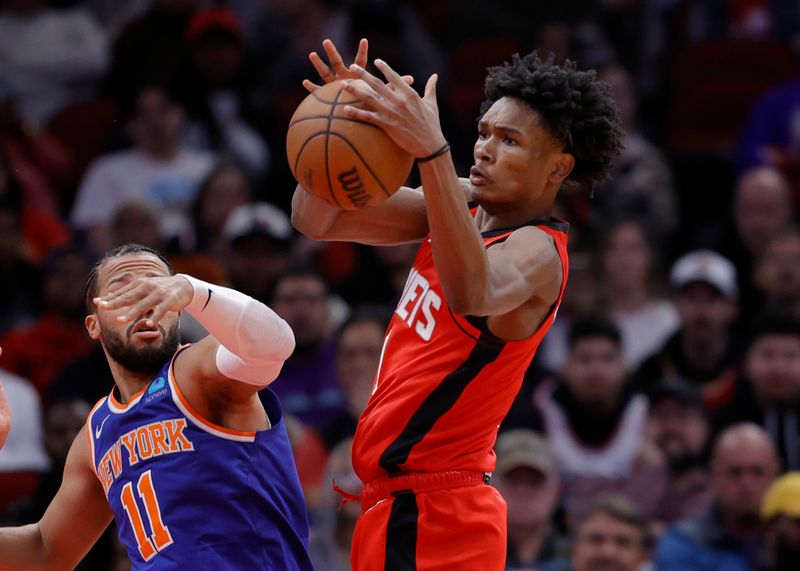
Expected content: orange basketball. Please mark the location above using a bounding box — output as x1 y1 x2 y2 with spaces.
286 80 414 210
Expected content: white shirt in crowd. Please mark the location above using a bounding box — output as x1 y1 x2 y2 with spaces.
71 148 215 239
0 370 48 473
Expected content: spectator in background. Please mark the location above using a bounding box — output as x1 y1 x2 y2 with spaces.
7 398 116 569
723 167 795 312
646 378 714 533
71 81 215 253
594 64 677 242
753 228 800 319
107 0 197 96
327 243 418 307
179 7 271 180
598 220 680 369
0 0 108 122
222 202 293 303
534 317 666 521
0 367 48 517
310 438 361 571
568 495 649 571
761 472 800 571
0 248 94 400
493 430 567 571
655 423 780 571
0 150 69 266
191 163 253 256
266 267 346 430
0 195 41 335
635 250 741 410
736 77 800 182
109 202 162 251
321 306 391 451
0 78 78 217
714 314 800 471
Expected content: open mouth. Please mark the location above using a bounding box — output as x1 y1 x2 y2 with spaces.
130 319 163 339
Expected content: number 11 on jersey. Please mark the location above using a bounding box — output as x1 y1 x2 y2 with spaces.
120 470 174 561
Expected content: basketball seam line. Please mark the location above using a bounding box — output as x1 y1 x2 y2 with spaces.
325 88 344 208
329 132 393 198
288 115 382 130
310 90 363 107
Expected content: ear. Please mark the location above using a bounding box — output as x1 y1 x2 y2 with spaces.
548 152 575 185
85 314 101 340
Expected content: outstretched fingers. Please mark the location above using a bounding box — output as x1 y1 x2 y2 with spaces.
354 38 369 69
374 59 414 94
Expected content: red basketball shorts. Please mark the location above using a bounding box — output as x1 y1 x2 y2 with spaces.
350 475 507 571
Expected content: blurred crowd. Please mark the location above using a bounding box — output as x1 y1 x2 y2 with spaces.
1 0 800 570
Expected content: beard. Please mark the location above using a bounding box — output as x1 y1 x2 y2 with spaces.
102 321 180 375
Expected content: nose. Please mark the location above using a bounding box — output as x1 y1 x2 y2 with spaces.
474 137 494 164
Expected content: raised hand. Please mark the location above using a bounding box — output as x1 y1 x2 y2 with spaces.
0 349 10 450
302 38 369 93
341 59 447 160
94 275 194 329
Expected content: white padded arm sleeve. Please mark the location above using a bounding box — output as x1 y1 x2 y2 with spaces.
178 274 295 386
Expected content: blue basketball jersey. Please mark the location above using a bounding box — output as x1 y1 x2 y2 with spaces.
86 350 313 570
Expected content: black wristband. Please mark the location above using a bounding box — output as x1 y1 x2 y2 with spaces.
416 142 451 163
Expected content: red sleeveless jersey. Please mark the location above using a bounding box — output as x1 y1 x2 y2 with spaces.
352 217 570 483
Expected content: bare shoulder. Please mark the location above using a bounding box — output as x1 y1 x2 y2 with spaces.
495 225 563 299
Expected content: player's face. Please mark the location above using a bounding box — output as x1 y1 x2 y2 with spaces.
86 254 180 375
571 514 646 571
471 97 573 213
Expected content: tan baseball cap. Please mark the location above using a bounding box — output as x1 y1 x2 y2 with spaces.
495 429 556 477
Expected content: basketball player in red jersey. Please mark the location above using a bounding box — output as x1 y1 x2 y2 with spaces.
292 39 623 570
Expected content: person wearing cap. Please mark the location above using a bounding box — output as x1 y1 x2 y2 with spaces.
222 201 293 304
655 423 780 571
493 430 566 571
634 249 742 410
646 377 714 532
713 313 800 471
761 472 800 570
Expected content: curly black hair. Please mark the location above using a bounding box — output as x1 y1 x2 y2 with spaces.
480 53 624 193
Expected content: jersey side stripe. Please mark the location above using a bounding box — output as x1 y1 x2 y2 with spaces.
378 336 505 473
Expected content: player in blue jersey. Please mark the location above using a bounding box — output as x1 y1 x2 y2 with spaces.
0 243 314 570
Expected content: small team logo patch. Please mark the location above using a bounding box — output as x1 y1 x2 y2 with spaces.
148 377 166 394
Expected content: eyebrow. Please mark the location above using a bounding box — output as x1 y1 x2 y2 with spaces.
477 121 524 136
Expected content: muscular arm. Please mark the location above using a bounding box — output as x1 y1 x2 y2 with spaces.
96 276 295 412
291 183 429 245
419 158 562 320
0 432 113 571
